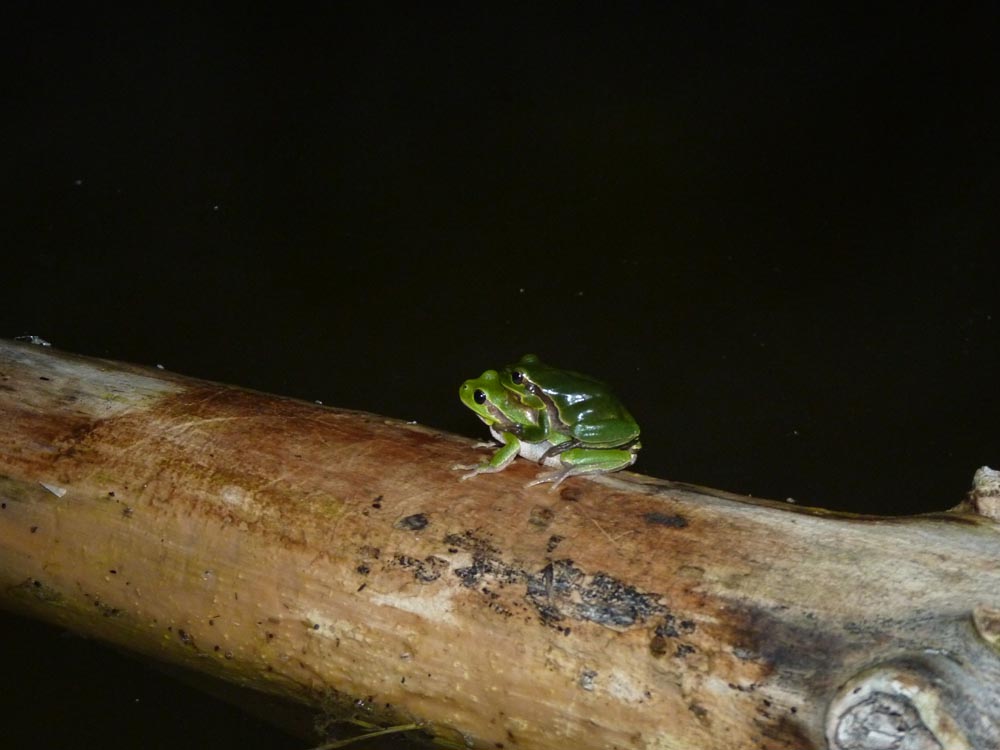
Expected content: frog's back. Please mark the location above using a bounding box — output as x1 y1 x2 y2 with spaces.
507 355 640 446
561 394 640 445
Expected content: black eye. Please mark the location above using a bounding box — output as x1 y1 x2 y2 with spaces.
512 371 524 384
474 389 487 404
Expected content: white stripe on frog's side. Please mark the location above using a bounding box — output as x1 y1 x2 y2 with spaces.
488 427 563 468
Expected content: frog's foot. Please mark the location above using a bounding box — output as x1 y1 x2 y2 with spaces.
452 438 521 481
526 468 575 491
453 465 488 481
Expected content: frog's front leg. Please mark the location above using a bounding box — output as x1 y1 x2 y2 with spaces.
538 437 582 461
524 381 567 436
452 432 523 480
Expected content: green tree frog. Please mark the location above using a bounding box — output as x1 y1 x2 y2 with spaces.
453 369 552 480
456 357 641 489
500 354 641 454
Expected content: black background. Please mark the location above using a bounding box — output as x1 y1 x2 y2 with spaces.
2 6 998 748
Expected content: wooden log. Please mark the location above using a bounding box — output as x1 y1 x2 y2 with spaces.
1 339 998 750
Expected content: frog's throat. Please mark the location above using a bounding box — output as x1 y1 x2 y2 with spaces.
485 404 521 433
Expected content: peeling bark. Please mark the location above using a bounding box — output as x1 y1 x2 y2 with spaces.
1 340 998 749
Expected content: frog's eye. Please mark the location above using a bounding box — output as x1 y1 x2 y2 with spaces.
511 371 524 385
473 389 487 405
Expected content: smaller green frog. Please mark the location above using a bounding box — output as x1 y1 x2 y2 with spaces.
453 369 552 480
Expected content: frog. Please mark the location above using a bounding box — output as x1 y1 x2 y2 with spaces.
452 369 553 481
456 358 641 489
499 354 641 469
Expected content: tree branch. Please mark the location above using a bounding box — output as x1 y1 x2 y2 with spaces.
1 340 998 749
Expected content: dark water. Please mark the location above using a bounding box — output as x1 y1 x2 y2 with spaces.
3 7 998 748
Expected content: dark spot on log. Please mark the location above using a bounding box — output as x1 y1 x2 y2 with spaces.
643 512 688 528
39 376 50 381
559 486 582 502
658 620 679 638
395 513 428 531
415 556 448 583
525 560 667 629
30 526 38 533
528 506 554 528
454 557 498 588
395 554 449 583
445 534 665 630
729 603 846 686
533 602 564 624
545 535 563 553
443 530 501 558
371 495 383 509
17 578 61 605
675 643 695 657
688 702 709 721
655 614 695 639
356 564 370 575
650 634 669 657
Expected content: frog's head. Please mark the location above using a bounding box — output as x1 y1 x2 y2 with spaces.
459 370 507 424
499 354 546 409
459 369 537 431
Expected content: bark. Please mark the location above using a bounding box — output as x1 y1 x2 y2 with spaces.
1 339 998 750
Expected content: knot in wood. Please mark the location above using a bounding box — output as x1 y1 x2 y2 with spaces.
831 692 941 750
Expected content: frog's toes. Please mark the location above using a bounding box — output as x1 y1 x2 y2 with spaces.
526 469 572 491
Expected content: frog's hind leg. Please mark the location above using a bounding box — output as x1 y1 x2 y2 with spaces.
527 447 637 491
